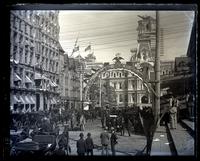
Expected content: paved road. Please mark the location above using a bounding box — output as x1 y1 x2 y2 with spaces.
58 118 146 156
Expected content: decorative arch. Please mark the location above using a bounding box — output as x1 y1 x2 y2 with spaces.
83 63 157 101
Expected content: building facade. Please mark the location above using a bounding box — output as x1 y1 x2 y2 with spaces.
101 68 150 108
160 60 175 78
10 10 62 113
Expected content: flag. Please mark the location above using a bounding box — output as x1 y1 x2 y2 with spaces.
72 46 79 53
70 36 79 56
85 44 91 52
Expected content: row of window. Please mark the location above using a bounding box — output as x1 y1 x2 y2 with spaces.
11 43 59 74
110 80 144 90
161 69 173 75
102 71 134 78
118 93 136 103
11 12 59 39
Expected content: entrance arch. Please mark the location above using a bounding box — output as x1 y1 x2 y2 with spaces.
83 63 157 102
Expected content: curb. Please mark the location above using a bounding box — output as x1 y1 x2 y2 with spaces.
166 123 178 156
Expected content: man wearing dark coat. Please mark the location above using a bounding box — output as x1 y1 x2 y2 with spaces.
85 133 94 156
76 133 86 156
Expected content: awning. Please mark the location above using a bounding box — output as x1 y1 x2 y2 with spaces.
34 73 41 80
14 73 22 81
10 59 19 64
24 96 31 104
51 98 57 104
34 73 48 80
13 95 21 104
20 96 25 104
25 75 33 83
52 82 58 87
49 80 55 87
30 96 36 104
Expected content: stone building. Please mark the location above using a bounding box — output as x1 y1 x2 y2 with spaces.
10 10 63 113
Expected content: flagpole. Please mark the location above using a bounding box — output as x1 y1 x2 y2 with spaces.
70 33 79 57
79 50 83 110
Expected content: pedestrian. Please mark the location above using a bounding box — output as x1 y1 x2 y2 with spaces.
85 133 94 156
100 127 110 156
122 113 131 136
169 99 177 129
110 127 118 156
76 133 86 156
57 125 71 155
139 106 154 155
80 114 86 131
186 92 194 119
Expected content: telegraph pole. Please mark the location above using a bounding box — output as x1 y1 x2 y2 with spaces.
99 74 102 108
155 11 161 125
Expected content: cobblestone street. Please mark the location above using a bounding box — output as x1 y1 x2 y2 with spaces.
58 118 146 156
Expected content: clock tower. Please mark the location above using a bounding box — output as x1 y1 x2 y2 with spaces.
135 15 156 63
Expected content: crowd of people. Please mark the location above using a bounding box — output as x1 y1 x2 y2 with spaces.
10 92 195 156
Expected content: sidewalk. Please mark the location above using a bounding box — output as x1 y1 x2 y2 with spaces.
151 126 172 156
168 122 194 156
151 121 195 156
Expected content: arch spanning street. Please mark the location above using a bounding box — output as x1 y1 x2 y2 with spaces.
83 62 157 103
84 64 157 101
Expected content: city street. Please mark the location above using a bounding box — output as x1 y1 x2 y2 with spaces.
58 118 146 156
7 9 196 157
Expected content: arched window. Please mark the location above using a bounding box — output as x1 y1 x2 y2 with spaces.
141 95 148 104
113 73 116 78
119 73 122 77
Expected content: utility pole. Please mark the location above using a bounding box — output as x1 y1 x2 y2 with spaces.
155 11 161 125
99 74 102 108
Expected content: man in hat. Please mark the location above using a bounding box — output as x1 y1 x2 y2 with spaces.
76 133 86 156
110 127 118 156
100 127 110 156
85 133 94 156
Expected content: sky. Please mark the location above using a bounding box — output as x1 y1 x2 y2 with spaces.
58 11 194 63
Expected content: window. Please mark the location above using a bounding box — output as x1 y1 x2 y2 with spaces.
13 46 18 60
25 51 28 64
19 48 23 63
10 14 14 27
19 34 23 44
119 94 123 102
14 18 19 29
113 73 116 78
19 68 23 80
119 82 122 89
24 24 27 33
131 80 135 89
131 93 135 103
13 32 18 43
29 50 33 65
119 73 122 77
113 82 117 89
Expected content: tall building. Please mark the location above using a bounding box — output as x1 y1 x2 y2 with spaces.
66 56 85 110
135 15 156 62
10 10 63 113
